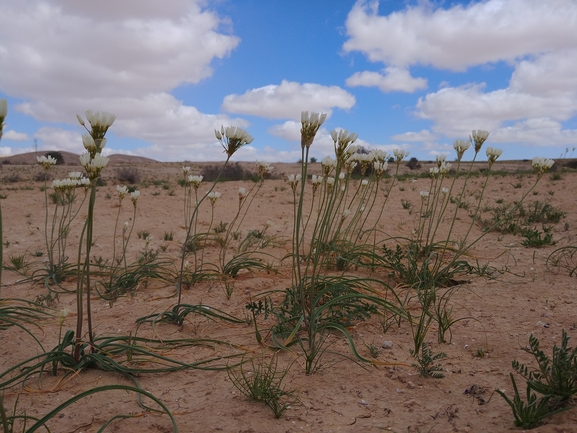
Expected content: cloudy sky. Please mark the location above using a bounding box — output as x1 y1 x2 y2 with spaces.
0 0 576 162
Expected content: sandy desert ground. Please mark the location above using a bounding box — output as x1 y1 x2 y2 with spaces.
1 155 577 433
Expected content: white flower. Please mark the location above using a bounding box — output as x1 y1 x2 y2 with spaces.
331 129 359 162
326 176 335 186
339 172 346 180
321 156 336 176
342 209 352 219
532 157 555 176
182 166 191 174
215 126 253 157
59 308 69 325
311 174 322 184
207 191 221 204
85 110 116 128
287 174 302 191
82 133 97 152
453 139 471 161
187 175 203 189
393 149 409 162
435 154 446 166
361 179 369 186
78 177 90 188
441 187 449 195
420 190 430 199
80 153 109 180
369 149 388 162
37 155 57 170
68 172 83 179
430 167 440 178
130 190 140 205
486 147 503 167
301 111 327 148
257 161 273 179
238 187 248 199
439 161 451 176
373 160 388 178
117 185 128 200
471 130 490 152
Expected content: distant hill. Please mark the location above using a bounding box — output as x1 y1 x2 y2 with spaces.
0 151 157 165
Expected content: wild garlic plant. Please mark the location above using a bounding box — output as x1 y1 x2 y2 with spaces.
73 110 114 360
402 131 554 291
176 125 253 305
39 165 90 285
281 112 407 373
217 162 273 274
101 186 140 290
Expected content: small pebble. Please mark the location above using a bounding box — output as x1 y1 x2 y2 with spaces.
407 381 415 389
382 340 393 349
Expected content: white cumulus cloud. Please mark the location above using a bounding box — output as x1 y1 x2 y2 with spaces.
2 130 29 141
346 67 427 93
222 80 356 119
0 0 241 160
344 0 577 71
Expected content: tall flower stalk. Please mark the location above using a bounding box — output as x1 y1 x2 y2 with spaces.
175 125 253 304
73 110 114 360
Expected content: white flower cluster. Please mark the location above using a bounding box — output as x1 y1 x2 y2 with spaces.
76 109 115 180
470 130 490 153
429 158 451 177
77 110 116 140
486 147 503 167
287 173 302 192
301 111 327 148
257 161 273 179
37 155 58 170
207 191 221 204
373 160 388 178
117 185 128 200
130 190 140 206
453 139 471 161
238 187 248 201
215 125 254 157
52 176 89 192
331 129 359 163
393 149 410 163
187 175 203 189
532 157 555 176
80 152 109 180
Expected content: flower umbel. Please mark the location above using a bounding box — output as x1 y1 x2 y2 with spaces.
216 126 253 157
486 147 503 168
453 139 471 161
287 174 302 192
187 175 203 189
301 111 327 148
470 130 490 153
532 157 555 176
78 110 116 140
331 129 359 164
393 149 409 165
37 155 57 171
207 191 221 205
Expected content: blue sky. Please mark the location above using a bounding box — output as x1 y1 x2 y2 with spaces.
0 0 576 162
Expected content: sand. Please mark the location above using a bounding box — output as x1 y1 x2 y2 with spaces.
1 158 577 432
